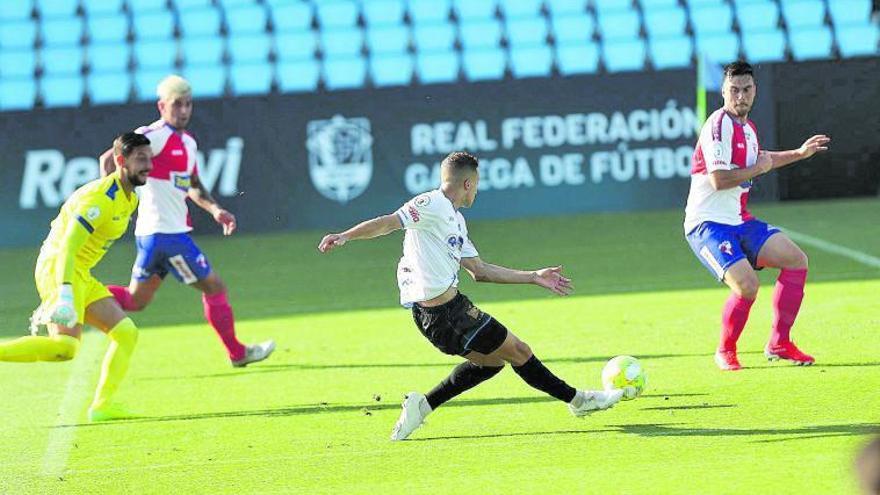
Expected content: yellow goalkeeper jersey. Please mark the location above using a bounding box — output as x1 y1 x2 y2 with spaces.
39 172 138 282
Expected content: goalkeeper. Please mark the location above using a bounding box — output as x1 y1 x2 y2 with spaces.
0 132 152 422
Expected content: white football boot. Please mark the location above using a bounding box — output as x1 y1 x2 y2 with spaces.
390 392 432 441
568 389 624 417
231 340 276 368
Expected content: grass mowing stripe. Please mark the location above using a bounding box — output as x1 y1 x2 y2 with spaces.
40 331 101 478
784 228 880 269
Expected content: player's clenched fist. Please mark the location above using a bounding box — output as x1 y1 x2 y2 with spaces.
318 233 348 253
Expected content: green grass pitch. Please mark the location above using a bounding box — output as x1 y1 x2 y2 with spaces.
0 198 877 494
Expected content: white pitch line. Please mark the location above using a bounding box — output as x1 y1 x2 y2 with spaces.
784 228 880 269
41 332 102 478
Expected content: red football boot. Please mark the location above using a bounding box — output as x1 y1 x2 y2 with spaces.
714 350 742 371
765 341 815 366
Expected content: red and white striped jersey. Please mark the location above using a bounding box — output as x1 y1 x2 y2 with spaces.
134 120 199 236
684 109 760 233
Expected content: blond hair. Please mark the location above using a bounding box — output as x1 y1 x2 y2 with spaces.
156 74 191 101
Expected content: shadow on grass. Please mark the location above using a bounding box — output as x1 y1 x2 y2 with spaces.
408 428 620 442
743 361 880 370
606 422 880 443
639 404 736 411
54 394 707 429
142 351 738 381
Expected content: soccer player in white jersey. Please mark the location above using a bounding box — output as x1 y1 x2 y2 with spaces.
319 151 623 441
684 61 830 371
98 75 274 367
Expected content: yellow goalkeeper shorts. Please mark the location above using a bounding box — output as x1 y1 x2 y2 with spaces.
33 254 113 327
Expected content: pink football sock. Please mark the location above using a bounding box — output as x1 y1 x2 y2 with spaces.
203 291 246 361
108 285 139 311
769 268 808 347
719 293 755 352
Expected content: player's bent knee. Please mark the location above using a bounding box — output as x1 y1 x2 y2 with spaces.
513 339 533 362
109 318 139 346
736 277 760 299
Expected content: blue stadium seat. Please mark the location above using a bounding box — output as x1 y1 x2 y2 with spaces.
179 7 223 37
316 1 359 28
41 46 83 75
649 36 692 69
500 0 543 19
363 0 405 26
0 49 36 78
641 0 679 10
226 5 268 34
175 0 213 8
366 25 410 54
275 31 317 60
828 0 872 26
644 6 687 38
409 0 451 24
459 19 503 49
551 13 594 44
129 0 168 11
370 53 413 86
183 65 227 98
741 28 786 62
88 43 131 72
416 50 459 83
509 44 552 78
780 0 825 28
546 0 587 15
695 32 740 63
789 26 833 60
594 0 634 15
41 74 84 107
0 78 36 110
228 33 271 63
230 62 273 95
323 55 367 89
88 72 131 104
135 39 178 69
270 3 314 31
134 68 168 100
555 42 600 74
690 4 733 38
413 23 456 51
36 0 79 18
87 13 129 44
597 10 641 41
83 0 124 15
506 18 548 47
735 1 779 32
0 1 33 21
453 0 497 21
41 18 84 47
219 0 259 8
836 24 879 57
320 28 363 57
603 38 646 72
182 37 225 65
133 11 176 41
462 47 506 81
277 59 320 92
0 20 37 49
689 0 726 5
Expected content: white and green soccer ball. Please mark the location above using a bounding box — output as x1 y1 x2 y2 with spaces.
601 355 647 400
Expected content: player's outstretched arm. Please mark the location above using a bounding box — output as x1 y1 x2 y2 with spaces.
318 214 402 253
461 258 572 296
98 148 115 178
188 173 237 235
764 134 831 170
708 155 774 191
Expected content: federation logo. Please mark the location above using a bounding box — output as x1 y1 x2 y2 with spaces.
719 240 734 256
306 115 373 204
85 206 100 221
414 194 431 208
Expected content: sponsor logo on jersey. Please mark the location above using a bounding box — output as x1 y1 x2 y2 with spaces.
171 173 191 191
446 234 464 251
407 205 420 223
306 115 373 204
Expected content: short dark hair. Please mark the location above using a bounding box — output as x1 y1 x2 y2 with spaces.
723 61 754 80
441 151 479 174
113 132 151 158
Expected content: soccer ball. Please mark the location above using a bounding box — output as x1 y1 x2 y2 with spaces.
601 355 647 400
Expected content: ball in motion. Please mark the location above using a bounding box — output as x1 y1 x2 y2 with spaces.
601 355 646 400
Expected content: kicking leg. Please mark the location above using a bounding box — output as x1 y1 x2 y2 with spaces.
85 298 140 421
109 274 163 312
0 323 80 363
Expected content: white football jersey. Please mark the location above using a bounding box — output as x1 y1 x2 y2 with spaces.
134 120 200 236
684 109 760 233
395 189 479 307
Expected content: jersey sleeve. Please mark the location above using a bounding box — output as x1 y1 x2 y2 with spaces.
396 193 442 231
705 114 734 173
459 215 479 258
54 192 112 285
135 125 166 156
